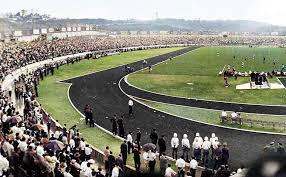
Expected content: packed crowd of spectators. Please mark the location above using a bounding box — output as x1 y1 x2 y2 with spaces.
1 35 286 81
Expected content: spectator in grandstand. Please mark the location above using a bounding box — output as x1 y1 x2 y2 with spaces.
189 156 198 177
165 164 176 177
146 150 156 175
108 151 116 175
171 133 179 159
176 156 186 177
104 146 110 174
160 153 168 176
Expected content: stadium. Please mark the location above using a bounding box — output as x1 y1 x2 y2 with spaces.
1 1 286 177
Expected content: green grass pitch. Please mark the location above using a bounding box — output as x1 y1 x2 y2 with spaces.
128 46 286 105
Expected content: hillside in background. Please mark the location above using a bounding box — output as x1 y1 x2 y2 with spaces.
1 11 286 33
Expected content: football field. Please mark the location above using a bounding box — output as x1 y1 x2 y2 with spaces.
128 46 286 105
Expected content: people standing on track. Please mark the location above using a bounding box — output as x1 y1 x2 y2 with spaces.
202 136 211 166
111 114 118 135
182 134 190 161
135 128 141 143
84 104 90 125
150 128 159 145
171 133 179 160
158 135 167 158
117 116 125 138
128 99 133 116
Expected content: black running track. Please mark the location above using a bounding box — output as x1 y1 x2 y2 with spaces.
65 47 286 169
121 80 286 115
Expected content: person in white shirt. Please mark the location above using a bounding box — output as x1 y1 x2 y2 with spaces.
171 133 179 159
63 167 73 177
176 156 185 177
111 164 120 177
181 134 190 161
202 136 211 165
192 138 202 161
84 144 92 160
126 131 133 154
69 138 75 150
221 110 228 122
3 141 14 157
18 138 27 152
79 138 86 161
146 150 156 174
0 155 9 176
36 143 45 157
80 161 92 177
189 157 198 177
194 132 203 145
210 133 219 160
165 164 176 177
128 100 134 115
231 111 238 121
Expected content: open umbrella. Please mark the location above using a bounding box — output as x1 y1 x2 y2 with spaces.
142 143 156 152
45 140 65 152
7 116 18 124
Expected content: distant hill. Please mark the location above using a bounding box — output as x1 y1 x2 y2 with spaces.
1 14 286 34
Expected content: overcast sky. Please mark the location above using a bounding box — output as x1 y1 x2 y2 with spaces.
1 0 286 26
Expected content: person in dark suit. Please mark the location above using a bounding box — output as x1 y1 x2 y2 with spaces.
136 128 141 143
111 115 118 135
133 147 141 173
108 151 116 175
158 135 166 158
84 104 90 125
150 129 158 145
117 116 125 138
89 109 95 127
120 141 128 165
